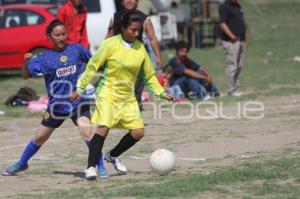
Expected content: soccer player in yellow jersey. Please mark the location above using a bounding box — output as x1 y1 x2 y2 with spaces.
70 11 175 180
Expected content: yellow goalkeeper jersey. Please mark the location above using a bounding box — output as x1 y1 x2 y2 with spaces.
76 34 164 102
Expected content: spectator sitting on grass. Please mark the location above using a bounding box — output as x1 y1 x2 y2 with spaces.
168 41 220 100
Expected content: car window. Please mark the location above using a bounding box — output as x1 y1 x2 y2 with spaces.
1 0 58 5
47 7 57 15
0 9 45 29
4 10 22 28
27 11 45 24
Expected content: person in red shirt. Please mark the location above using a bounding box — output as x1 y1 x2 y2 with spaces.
158 66 184 101
57 0 89 49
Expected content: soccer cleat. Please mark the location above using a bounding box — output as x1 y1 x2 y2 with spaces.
104 152 127 174
98 167 109 179
85 167 97 180
2 163 28 176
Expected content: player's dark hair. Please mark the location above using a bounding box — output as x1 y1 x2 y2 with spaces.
45 19 64 37
121 11 143 42
176 41 191 52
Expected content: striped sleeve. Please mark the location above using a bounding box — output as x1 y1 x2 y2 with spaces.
76 40 110 92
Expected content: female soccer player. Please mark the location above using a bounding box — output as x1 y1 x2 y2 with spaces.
70 11 175 180
2 19 107 178
106 0 163 110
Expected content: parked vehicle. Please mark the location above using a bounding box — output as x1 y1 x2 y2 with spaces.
0 0 177 70
0 4 56 70
0 0 117 54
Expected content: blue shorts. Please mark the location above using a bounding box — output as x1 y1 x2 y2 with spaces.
41 105 91 128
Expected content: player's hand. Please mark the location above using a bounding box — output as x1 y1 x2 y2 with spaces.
163 94 176 102
69 91 82 101
24 53 33 62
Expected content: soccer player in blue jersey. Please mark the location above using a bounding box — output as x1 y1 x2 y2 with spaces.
2 19 107 179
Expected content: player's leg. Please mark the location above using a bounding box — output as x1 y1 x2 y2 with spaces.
105 128 144 174
105 100 144 174
2 110 64 176
2 125 55 176
85 126 109 180
76 115 108 179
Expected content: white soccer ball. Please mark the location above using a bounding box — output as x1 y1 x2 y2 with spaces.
149 148 176 175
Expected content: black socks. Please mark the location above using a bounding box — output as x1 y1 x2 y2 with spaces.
87 134 105 168
110 133 138 157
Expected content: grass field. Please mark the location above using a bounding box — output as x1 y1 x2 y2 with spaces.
0 0 300 198
17 153 300 199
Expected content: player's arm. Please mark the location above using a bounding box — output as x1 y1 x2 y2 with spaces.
144 18 163 67
22 53 33 79
72 41 110 100
142 51 175 102
105 18 114 39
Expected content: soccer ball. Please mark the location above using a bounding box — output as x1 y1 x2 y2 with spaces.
149 148 176 175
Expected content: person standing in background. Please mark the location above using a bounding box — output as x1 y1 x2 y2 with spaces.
106 0 163 110
107 0 162 68
58 0 89 49
218 0 247 96
169 1 189 41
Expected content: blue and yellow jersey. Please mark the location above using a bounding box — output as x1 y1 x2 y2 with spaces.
28 44 91 114
77 34 165 102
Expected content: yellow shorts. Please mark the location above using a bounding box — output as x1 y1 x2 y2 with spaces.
91 97 144 129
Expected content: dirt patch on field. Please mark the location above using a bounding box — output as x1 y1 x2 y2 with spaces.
0 95 300 198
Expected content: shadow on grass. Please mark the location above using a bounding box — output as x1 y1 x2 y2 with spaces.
0 70 21 78
53 170 85 179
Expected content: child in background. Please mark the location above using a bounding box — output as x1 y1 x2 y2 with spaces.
158 66 184 101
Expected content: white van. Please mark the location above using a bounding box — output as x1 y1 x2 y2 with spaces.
82 0 116 53
0 0 116 54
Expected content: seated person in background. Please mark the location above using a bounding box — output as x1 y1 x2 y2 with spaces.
168 41 220 100
158 66 184 101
